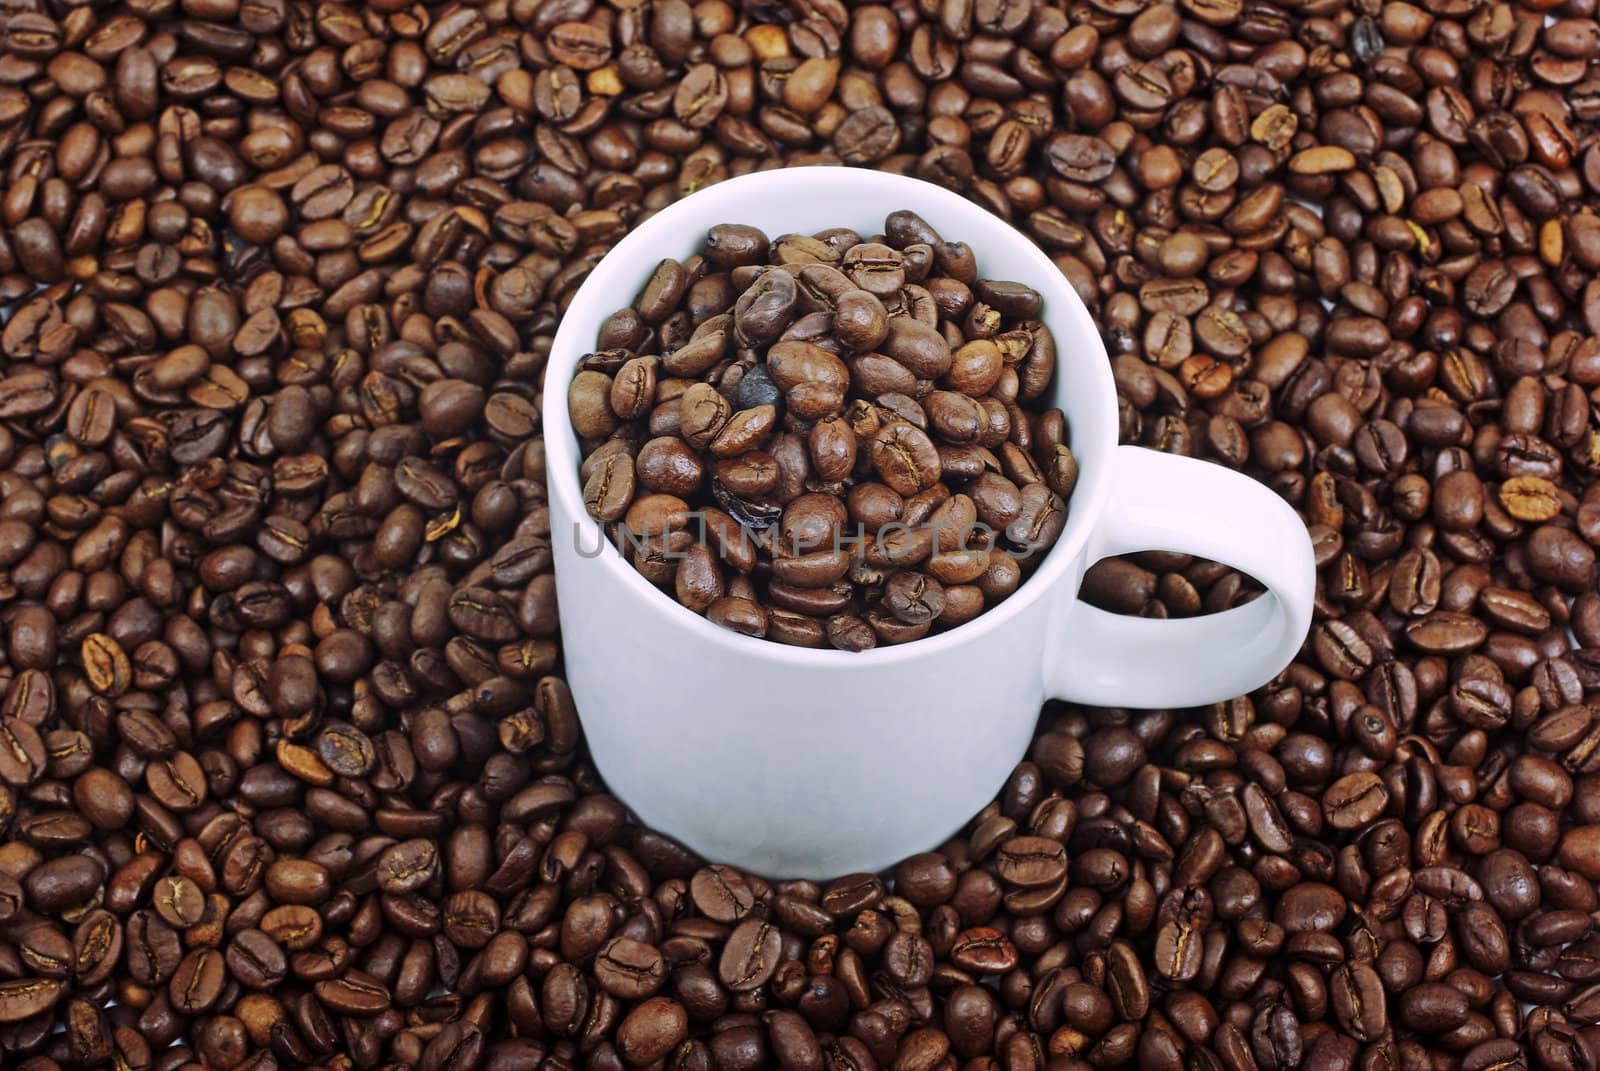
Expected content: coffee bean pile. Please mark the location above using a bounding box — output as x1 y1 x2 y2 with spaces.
0 0 1598 1070
568 215 1078 649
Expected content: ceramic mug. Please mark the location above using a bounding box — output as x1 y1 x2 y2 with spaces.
545 168 1315 879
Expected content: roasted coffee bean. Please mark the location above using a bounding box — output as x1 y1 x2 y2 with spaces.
25 856 106 914
690 864 756 923
593 937 668 1000
152 875 205 928
0 978 64 1023
225 929 287 990
314 972 392 1016
377 839 438 895
719 919 783 992
168 948 225 1014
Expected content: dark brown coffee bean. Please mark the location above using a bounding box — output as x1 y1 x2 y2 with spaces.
690 865 756 923
995 837 1067 888
0 978 64 1023
869 422 942 496
719 919 782 992
314 972 392 1016
377 839 438 895
1399 982 1470 1033
25 856 106 914
617 997 688 1066
0 717 45 786
226 929 287 990
594 938 667 1000
153 875 205 928
168 948 225 1014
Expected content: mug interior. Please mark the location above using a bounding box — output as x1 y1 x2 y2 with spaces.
545 168 1117 664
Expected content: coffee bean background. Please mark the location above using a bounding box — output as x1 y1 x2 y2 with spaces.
0 1 1597 1071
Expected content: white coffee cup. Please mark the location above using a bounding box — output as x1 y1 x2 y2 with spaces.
544 168 1315 879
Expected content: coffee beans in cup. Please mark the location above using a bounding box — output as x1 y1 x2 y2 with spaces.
569 214 1079 649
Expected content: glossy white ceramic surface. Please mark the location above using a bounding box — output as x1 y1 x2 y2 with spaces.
545 168 1314 878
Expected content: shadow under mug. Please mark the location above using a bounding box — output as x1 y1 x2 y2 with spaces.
544 169 1316 879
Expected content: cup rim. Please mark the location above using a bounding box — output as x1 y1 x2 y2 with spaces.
544 167 1117 666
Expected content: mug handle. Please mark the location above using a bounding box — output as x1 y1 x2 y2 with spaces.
1045 445 1316 709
